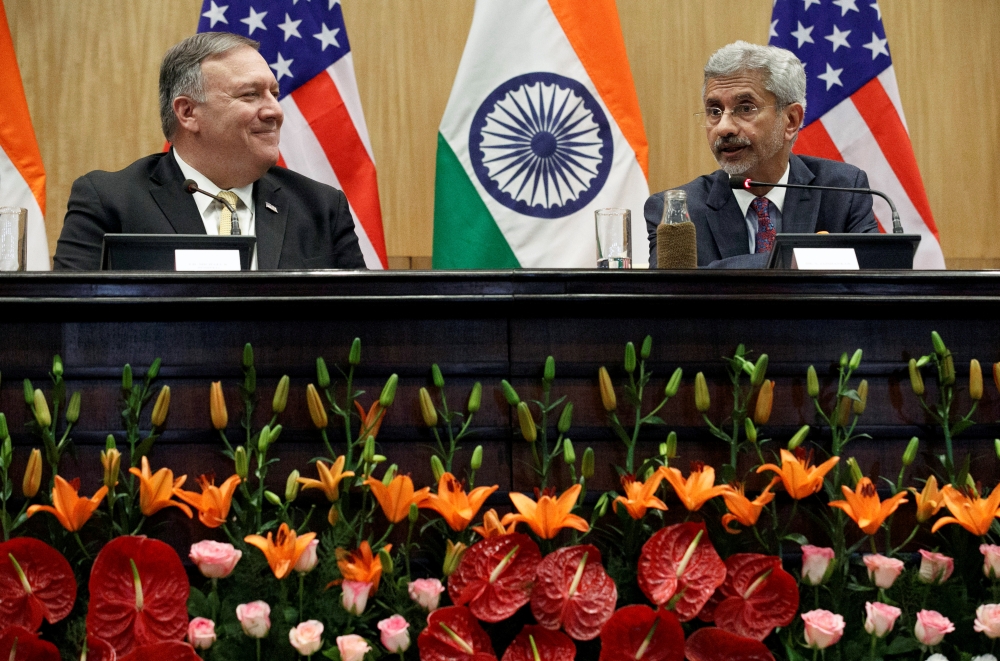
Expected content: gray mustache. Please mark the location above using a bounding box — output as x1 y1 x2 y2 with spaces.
714 136 752 151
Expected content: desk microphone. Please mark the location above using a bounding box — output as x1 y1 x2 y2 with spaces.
729 175 904 234
183 179 242 235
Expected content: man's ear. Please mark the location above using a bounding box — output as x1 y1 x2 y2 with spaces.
784 103 805 141
172 96 199 134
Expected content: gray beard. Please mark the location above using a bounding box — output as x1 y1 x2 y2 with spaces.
714 120 786 177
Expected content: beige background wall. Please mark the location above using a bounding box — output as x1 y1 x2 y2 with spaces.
4 0 998 269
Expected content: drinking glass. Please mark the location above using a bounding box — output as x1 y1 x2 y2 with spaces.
0 207 27 271
595 208 632 269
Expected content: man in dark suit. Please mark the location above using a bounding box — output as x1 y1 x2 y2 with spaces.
54 32 365 270
646 41 877 268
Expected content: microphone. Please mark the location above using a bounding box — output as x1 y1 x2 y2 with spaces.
729 175 904 234
183 179 241 235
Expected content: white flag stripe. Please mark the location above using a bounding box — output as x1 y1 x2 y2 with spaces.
820 99 945 269
0 145 48 269
876 67 909 134
326 54 376 165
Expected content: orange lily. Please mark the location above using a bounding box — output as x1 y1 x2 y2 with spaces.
245 522 318 580
27 475 108 532
909 475 945 523
660 462 733 512
472 508 516 539
355 400 386 440
828 477 908 535
932 483 1000 536
365 474 430 523
757 448 839 500
175 473 241 528
298 456 355 502
420 472 498 531
335 540 390 591
128 456 192 518
613 472 668 520
501 484 589 539
721 477 780 533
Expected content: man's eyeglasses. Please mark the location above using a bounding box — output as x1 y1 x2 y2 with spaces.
695 104 776 127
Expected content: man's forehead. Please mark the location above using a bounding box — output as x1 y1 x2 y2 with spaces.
703 70 772 103
202 47 276 87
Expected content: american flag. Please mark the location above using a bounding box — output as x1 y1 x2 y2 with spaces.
198 0 387 269
770 0 944 269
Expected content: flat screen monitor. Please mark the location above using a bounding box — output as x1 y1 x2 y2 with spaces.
101 234 257 271
766 233 921 270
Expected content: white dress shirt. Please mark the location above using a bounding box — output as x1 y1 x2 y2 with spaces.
732 163 790 254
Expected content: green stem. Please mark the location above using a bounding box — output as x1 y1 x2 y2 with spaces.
74 532 92 560
299 572 305 621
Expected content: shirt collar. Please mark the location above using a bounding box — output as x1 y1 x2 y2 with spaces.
732 162 791 217
172 149 254 214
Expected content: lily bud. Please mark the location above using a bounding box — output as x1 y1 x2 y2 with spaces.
258 425 271 454
931 331 946 356
244 366 256 395
316 357 330 389
443 540 467 577
362 435 375 463
151 386 170 427
665 367 683 398
23 448 42 498
845 457 863 487
467 382 482 413
349 337 362 366
581 447 595 479
372 454 387 464
419 388 438 427
500 380 520 406
122 364 133 391
908 359 925 396
659 442 668 457
624 342 636 374
916 355 931 368
557 402 573 434
52 355 64 378
234 446 249 479
32 390 51 428
430 455 445 482
595 492 609 518
408 503 419 524
264 490 282 506
562 438 576 464
306 383 328 429
272 375 290 414
942 353 955 387
836 395 851 427
210 382 228 430
286 470 301 502
807 365 819 398
853 380 868 415
694 372 710 413
106 434 116 450
65 391 82 424
598 367 617 412
470 445 483 471
902 437 919 466
22 378 34 405
787 424 810 451
517 402 537 442
378 547 395 575
146 358 161 380
242 343 254 369
544 356 556 383
665 431 678 459
328 504 339 526
994 362 1000 394
0 412 8 441
379 374 399 407
640 335 652 360
751 354 768 387
101 446 121 490
995 439 1000 462
431 364 444 388
383 464 398 484
744 418 757 444
268 424 282 446
848 349 863 371
840 352 849 369
0 437 9 470
753 380 773 424
970 359 983 400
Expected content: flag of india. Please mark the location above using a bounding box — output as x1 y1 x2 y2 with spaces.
433 0 650 269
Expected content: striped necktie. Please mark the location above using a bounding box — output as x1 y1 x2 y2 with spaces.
752 197 775 253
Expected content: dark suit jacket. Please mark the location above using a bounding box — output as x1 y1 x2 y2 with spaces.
645 154 878 268
53 151 366 270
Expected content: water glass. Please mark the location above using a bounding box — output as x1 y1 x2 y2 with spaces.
0 207 27 272
595 208 632 269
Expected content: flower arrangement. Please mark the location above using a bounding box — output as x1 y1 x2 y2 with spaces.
0 332 999 661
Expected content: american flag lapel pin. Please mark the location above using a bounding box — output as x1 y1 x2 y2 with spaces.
265 202 278 213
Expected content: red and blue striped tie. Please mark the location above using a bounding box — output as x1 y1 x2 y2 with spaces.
752 197 775 254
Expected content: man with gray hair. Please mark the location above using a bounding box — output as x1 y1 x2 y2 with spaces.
646 41 877 268
54 32 365 270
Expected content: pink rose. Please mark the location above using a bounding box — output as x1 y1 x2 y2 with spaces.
337 634 372 661
408 578 445 611
189 540 242 579
342 580 372 616
975 604 1000 639
236 600 271 639
864 602 901 638
187 617 216 650
918 550 954 584
863 554 905 589
915 609 955 647
289 620 324 656
295 539 320 574
801 609 845 649
377 614 411 653
801 546 835 586
982 544 1000 579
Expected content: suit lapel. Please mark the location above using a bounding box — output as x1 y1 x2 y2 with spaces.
254 173 287 270
705 170 751 258
781 155 820 233
149 152 207 234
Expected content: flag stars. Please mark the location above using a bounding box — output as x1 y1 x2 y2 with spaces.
277 13 303 41
270 53 294 80
817 62 844 90
791 21 816 48
202 1 228 27
313 23 341 50
770 19 779 39
329 0 340 8
870 1 882 20
803 0 821 10
832 0 860 15
825 25 852 51
240 7 267 35
862 32 889 59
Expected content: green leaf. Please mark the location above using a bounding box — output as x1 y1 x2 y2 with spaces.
644 416 666 426
884 635 920 655
952 418 974 436
187 587 210 618
133 435 156 463
842 389 861 402
781 533 809 546
323 646 343 661
719 464 736 484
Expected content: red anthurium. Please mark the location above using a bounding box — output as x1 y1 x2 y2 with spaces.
0 537 76 633
448 533 542 622
0 626 62 661
530 545 617 641
598 605 685 661
417 606 498 661
637 522 726 621
684 627 775 661
119 641 201 661
86 536 190 656
711 554 799 641
500 625 575 661
85 635 118 661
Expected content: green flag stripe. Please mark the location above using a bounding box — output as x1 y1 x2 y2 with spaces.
432 133 520 269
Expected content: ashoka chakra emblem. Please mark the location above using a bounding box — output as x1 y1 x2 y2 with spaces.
469 72 613 219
